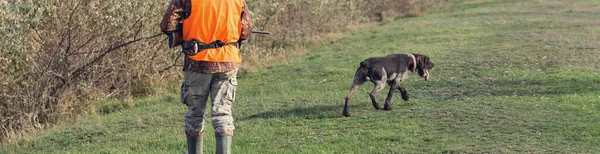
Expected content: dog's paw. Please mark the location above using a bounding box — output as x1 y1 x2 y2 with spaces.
384 105 392 111
400 90 409 101
401 95 409 101
343 111 351 117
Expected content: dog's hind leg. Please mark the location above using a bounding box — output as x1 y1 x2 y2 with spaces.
343 69 367 117
383 82 400 111
369 80 385 110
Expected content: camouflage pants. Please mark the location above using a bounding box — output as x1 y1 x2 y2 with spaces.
181 68 237 137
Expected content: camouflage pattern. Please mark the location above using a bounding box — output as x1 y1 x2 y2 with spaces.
183 56 240 74
182 68 238 137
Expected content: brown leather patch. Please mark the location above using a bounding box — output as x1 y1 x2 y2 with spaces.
186 128 206 138
215 130 234 136
198 129 205 137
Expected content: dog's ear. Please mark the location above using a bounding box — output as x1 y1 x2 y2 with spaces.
412 54 424 67
411 54 424 76
413 54 434 75
417 55 434 70
412 54 432 66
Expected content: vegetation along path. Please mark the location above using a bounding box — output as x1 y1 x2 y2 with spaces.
2 0 600 153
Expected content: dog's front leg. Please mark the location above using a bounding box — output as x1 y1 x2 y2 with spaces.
398 86 409 101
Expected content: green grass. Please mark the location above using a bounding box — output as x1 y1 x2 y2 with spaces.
3 0 600 153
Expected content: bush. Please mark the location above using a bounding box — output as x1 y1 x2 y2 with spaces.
0 0 172 143
0 0 448 144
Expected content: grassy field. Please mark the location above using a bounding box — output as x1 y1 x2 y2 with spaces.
2 0 600 153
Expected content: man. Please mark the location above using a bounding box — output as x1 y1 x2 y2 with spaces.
160 0 252 153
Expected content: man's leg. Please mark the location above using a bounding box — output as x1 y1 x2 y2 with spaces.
209 68 238 154
182 71 212 154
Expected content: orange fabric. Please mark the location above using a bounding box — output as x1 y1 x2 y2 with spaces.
182 0 243 62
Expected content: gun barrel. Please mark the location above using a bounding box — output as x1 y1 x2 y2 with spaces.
251 30 271 35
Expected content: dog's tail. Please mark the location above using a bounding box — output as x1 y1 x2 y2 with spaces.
357 61 370 81
360 60 369 69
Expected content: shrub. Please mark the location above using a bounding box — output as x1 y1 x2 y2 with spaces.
0 0 172 143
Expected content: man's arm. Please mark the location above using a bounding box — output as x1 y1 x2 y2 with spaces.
240 0 253 41
160 0 185 34
160 0 185 48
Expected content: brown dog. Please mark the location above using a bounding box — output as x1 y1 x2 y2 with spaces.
343 53 434 117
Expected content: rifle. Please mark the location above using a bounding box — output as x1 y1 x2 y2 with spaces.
167 30 269 48
237 30 271 50
251 30 271 35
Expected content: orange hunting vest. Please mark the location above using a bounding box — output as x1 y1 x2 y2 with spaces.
182 0 243 62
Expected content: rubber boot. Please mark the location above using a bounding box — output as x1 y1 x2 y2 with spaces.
215 135 232 154
184 134 203 154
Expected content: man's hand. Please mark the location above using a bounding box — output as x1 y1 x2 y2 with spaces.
167 31 183 48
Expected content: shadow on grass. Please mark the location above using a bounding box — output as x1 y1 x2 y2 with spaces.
238 105 341 121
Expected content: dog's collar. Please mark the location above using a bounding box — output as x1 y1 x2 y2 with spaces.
409 54 417 72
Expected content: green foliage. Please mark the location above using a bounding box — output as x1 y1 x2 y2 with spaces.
0 0 172 143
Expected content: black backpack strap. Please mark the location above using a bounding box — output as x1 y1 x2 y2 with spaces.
197 40 237 50
181 40 239 56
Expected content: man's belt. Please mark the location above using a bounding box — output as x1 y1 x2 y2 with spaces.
182 40 237 56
